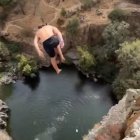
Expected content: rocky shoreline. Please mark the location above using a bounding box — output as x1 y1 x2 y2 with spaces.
0 100 12 140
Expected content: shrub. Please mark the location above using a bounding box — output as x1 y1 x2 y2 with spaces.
60 8 67 17
113 40 140 99
81 0 95 10
16 54 38 77
77 45 95 71
0 0 12 6
66 18 80 36
0 42 10 61
108 9 130 22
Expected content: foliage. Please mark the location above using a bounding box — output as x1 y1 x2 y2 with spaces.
66 18 80 36
113 40 140 99
91 21 129 82
77 45 95 71
6 42 21 54
81 0 95 10
102 21 130 58
95 59 118 82
16 54 38 77
60 8 67 17
108 9 130 22
0 0 12 6
0 42 10 61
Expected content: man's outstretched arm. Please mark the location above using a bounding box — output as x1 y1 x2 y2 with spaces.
52 26 64 48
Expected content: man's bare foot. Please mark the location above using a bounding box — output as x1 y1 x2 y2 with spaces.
56 69 62 74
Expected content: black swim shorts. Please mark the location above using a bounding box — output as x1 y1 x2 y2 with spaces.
43 36 59 57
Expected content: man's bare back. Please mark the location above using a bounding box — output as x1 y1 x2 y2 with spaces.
36 25 55 43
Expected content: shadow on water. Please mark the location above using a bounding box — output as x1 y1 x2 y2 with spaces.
23 74 40 91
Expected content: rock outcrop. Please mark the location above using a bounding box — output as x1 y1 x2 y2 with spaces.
0 100 11 140
0 131 12 140
83 89 140 140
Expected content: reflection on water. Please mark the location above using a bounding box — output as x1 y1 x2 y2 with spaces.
0 66 115 140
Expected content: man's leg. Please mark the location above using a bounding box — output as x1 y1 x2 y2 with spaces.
55 45 65 62
50 56 62 74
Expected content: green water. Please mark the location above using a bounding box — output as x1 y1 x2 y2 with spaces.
0 66 115 140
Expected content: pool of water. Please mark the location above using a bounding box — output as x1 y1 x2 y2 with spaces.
0 66 115 140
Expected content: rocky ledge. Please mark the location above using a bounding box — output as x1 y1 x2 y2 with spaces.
0 99 11 140
83 89 140 140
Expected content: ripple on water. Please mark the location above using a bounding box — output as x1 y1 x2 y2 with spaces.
34 126 57 140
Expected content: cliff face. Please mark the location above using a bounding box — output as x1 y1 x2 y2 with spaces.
83 89 140 140
0 0 121 66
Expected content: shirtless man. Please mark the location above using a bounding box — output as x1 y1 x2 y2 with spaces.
34 24 65 74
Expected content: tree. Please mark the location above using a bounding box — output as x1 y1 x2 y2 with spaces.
102 21 130 59
113 40 140 99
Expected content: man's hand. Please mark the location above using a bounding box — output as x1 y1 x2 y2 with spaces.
60 41 64 49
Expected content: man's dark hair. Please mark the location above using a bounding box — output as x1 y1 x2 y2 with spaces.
38 23 48 29
38 24 44 29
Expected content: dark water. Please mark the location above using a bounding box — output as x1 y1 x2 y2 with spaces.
0 66 115 140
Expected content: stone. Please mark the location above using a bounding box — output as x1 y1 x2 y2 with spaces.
0 105 9 114
0 130 12 140
0 118 7 129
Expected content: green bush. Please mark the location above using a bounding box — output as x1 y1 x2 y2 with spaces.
113 40 140 99
16 54 38 77
66 18 80 36
0 0 12 6
108 9 130 22
77 45 95 71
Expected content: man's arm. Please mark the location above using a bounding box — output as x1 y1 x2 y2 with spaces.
34 34 43 57
52 26 64 48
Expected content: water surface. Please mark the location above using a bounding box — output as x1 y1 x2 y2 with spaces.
0 66 114 140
